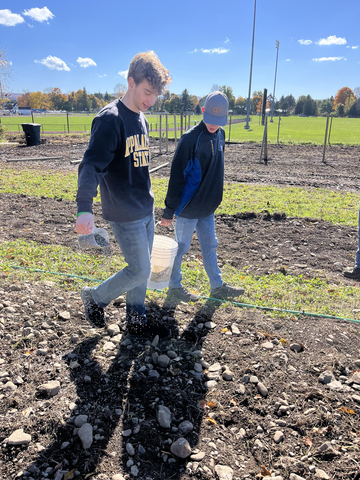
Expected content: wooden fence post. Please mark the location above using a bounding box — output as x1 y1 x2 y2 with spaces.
322 115 330 163
174 114 177 147
328 116 333 146
180 113 183 137
277 116 281 145
228 116 232 142
66 112 70 133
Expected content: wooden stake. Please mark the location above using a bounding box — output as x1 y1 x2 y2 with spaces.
322 115 330 163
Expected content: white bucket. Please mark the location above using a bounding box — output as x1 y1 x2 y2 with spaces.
147 235 178 289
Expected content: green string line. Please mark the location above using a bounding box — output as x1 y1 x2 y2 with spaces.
3 263 360 324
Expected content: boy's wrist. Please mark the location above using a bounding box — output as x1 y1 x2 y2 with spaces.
77 212 91 217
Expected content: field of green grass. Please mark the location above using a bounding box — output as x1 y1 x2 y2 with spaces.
1 114 359 145
1 167 360 320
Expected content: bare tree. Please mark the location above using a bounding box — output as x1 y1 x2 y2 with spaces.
0 47 13 100
114 83 127 98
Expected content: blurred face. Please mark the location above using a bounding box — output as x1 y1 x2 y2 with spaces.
204 123 220 134
128 77 158 113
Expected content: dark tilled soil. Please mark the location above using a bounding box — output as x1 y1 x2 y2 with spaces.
1 135 360 480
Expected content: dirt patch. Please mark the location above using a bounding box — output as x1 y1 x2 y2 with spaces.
1 137 360 480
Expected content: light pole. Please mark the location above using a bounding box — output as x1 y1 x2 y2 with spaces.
270 40 280 123
244 0 257 130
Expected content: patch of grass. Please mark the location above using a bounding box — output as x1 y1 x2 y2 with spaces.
0 239 126 289
2 239 359 320
1 169 359 226
3 114 359 144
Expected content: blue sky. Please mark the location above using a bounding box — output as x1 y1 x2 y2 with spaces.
1 0 359 101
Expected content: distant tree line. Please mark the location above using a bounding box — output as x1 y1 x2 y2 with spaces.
7 87 116 112
2 83 360 118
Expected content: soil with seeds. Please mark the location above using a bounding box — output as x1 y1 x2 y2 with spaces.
1 134 360 480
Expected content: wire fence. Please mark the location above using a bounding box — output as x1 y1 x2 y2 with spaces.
0 112 246 140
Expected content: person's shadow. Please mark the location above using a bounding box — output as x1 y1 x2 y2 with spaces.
23 297 220 479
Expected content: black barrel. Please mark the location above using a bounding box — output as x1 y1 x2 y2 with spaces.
21 123 41 146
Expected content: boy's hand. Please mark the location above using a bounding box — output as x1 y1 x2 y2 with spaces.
160 217 172 227
76 213 94 234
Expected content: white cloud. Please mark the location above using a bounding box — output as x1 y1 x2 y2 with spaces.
97 73 107 78
286 59 291 62
224 37 230 44
77 57 97 68
298 39 312 45
201 47 229 54
35 55 70 71
118 70 128 79
0 9 24 26
312 56 346 62
23 7 54 22
188 47 229 54
352 45 359 49
316 35 346 45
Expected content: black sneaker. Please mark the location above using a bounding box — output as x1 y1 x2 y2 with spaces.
211 282 244 300
343 267 360 279
126 321 171 340
168 286 199 302
80 287 106 328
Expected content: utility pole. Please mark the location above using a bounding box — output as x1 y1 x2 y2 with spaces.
270 40 280 123
244 0 257 130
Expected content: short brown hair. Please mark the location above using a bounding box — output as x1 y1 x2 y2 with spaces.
128 51 171 94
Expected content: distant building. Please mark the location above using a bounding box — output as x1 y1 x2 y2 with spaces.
18 106 31 115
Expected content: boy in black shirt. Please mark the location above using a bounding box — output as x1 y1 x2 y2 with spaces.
76 51 171 338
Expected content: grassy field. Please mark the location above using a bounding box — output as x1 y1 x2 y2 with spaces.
1 168 359 226
1 114 360 145
1 167 360 319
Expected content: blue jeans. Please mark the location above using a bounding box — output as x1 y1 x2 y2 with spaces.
91 213 154 317
169 214 222 290
356 205 360 268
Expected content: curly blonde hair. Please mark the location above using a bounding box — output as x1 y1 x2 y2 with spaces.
128 51 171 94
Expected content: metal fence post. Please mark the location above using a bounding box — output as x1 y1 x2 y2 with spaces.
174 114 177 147
159 114 162 154
228 116 232 142
165 113 168 153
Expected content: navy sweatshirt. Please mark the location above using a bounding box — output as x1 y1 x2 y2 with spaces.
163 120 225 220
76 99 153 223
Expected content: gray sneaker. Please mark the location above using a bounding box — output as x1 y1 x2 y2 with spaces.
168 286 199 302
81 287 106 328
211 283 244 300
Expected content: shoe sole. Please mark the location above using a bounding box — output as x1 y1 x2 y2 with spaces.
211 290 245 300
168 292 199 302
81 289 106 328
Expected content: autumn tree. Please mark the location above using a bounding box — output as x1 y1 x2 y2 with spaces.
50 87 70 111
333 87 355 110
233 96 246 114
251 91 262 114
17 92 32 107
